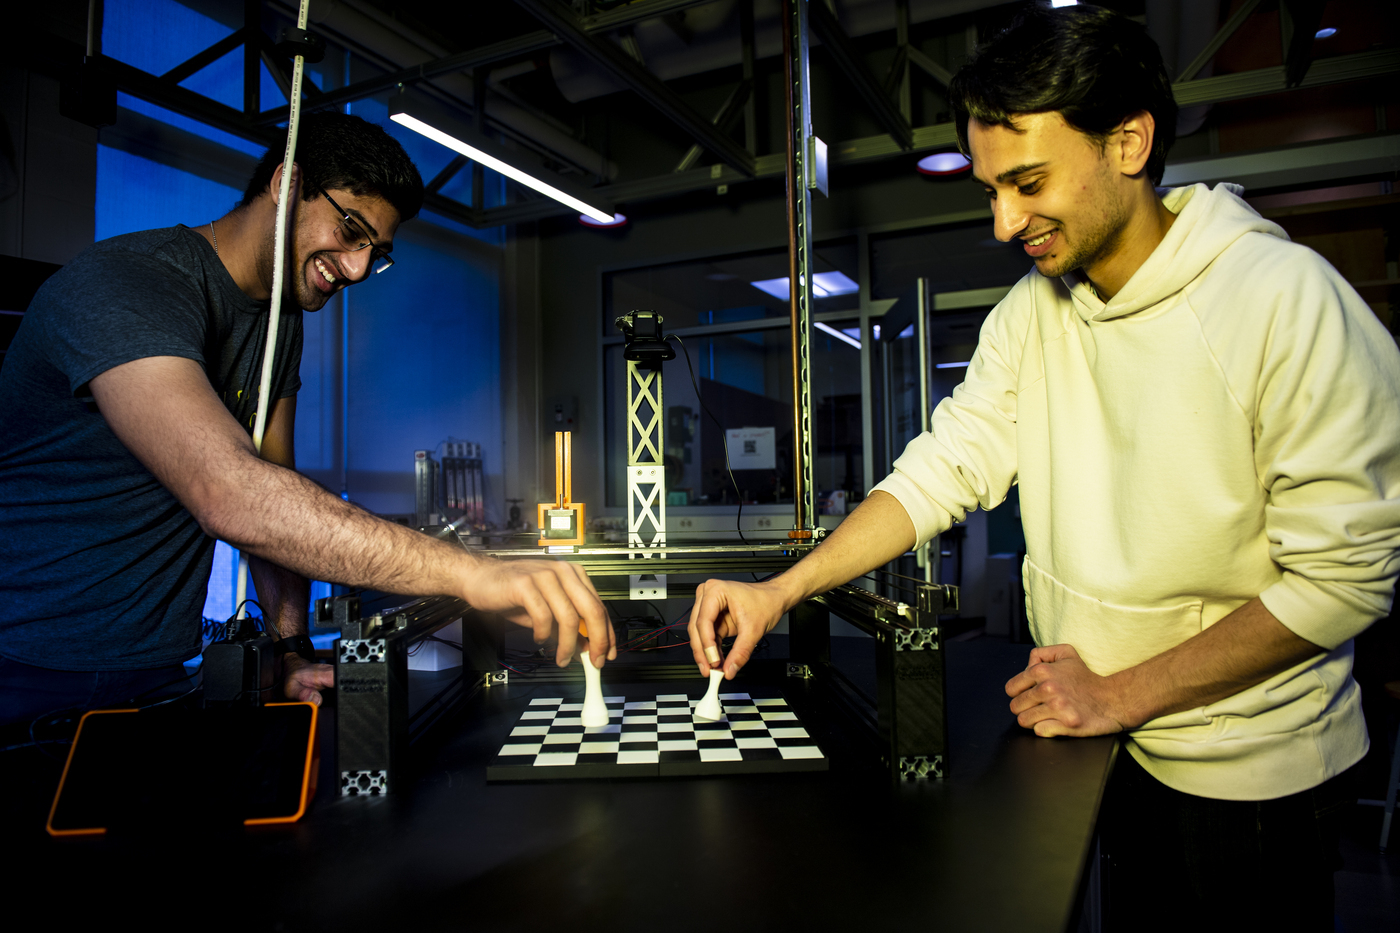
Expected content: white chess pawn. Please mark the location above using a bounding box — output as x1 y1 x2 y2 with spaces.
695 668 725 722
579 649 609 728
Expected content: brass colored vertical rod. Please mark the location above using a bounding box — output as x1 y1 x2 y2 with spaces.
554 431 564 508
563 431 572 506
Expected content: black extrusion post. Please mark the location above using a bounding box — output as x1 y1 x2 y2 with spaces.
874 586 948 781
789 600 830 667
335 612 408 796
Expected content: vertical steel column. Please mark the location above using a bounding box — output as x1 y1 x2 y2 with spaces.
915 277 939 584
626 363 667 598
783 0 816 537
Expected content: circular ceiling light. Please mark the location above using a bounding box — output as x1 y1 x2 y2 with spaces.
1314 27 1337 39
579 213 628 228
917 152 971 176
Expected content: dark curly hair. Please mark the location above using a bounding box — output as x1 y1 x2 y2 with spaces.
241 112 424 221
949 4 1177 184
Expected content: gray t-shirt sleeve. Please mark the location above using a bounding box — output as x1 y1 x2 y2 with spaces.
38 248 214 397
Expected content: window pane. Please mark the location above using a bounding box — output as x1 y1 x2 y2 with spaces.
871 224 1028 300
604 240 860 334
812 318 863 499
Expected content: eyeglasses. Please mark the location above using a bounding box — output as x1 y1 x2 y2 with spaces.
319 188 395 275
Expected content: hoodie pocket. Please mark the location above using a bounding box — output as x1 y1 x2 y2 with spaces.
1023 558 1203 677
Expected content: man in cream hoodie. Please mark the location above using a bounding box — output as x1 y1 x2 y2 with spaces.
686 5 1400 929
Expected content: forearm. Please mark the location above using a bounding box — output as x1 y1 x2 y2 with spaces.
772 491 917 610
247 554 310 639
206 452 477 601
1109 597 1325 727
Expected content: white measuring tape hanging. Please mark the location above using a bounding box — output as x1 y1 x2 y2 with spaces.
235 0 312 625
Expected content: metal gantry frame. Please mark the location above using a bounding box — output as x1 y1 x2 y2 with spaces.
783 0 816 537
626 361 667 598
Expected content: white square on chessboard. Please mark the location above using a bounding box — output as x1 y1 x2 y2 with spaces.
724 704 759 714
760 711 798 722
769 727 810 739
529 698 563 706
753 698 787 707
658 722 694 734
536 752 578 766
553 716 582 726
699 747 744 762
624 701 656 710
719 693 749 701
618 750 659 765
560 703 583 712
779 746 823 760
737 737 778 750
583 723 622 734
521 710 557 720
619 731 658 744
696 729 733 741
730 720 767 731
580 741 620 754
543 733 582 745
659 739 698 752
511 725 550 737
500 743 542 756
622 715 657 726
656 694 688 702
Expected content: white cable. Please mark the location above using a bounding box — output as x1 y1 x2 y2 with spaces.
237 0 311 624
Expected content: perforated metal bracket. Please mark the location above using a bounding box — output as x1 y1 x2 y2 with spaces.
341 769 388 796
629 573 667 599
485 670 508 686
894 628 939 652
899 755 944 781
339 638 386 663
786 663 813 679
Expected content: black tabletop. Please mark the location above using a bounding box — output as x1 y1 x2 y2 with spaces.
3 638 1116 932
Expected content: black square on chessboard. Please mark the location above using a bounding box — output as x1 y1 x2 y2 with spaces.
485 692 827 782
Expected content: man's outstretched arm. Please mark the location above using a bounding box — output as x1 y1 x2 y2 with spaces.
89 356 614 667
687 490 917 678
243 394 333 702
1004 598 1325 736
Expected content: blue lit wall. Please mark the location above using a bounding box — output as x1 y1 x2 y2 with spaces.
95 0 506 618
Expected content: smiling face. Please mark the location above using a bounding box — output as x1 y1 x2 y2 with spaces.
967 112 1136 285
286 187 400 312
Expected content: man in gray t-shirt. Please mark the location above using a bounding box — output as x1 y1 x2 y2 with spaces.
0 114 615 726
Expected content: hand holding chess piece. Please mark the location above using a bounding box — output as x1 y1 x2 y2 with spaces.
695 645 725 721
578 620 609 728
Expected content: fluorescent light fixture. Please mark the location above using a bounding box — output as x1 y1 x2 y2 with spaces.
936 361 971 369
1315 27 1337 39
1050 0 1077 7
814 321 861 349
579 213 628 228
750 271 860 301
917 152 971 175
388 104 614 223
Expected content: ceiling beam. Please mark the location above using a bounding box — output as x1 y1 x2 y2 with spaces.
276 0 722 125
1161 132 1400 191
511 0 756 177
1172 46 1399 107
808 0 912 150
1176 0 1262 82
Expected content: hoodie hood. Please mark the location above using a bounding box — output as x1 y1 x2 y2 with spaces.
1064 183 1290 323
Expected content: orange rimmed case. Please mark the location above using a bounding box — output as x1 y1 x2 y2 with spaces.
47 701 320 837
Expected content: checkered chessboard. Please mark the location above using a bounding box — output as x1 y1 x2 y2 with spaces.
486 692 827 781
